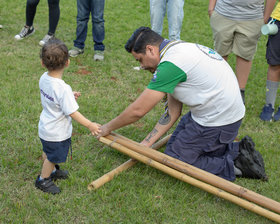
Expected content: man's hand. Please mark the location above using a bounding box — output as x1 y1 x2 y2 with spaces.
140 139 153 147
97 124 111 139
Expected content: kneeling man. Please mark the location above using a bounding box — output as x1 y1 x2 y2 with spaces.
98 27 267 181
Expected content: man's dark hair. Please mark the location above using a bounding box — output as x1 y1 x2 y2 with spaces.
40 38 69 71
125 27 164 54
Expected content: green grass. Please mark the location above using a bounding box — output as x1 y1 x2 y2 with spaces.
0 0 279 223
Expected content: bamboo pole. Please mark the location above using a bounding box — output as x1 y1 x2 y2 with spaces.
99 136 280 223
105 134 280 215
88 134 171 190
88 159 137 190
111 133 171 150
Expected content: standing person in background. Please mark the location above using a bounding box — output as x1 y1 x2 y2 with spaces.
69 0 105 61
14 0 60 46
260 1 280 121
208 0 276 104
150 0 185 40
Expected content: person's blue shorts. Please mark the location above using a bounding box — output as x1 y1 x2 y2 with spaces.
266 18 280 65
40 138 71 163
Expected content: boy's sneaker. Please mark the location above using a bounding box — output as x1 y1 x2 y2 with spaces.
35 175 61 194
273 107 280 121
39 34 54 46
234 136 268 181
14 26 35 40
93 50 104 61
260 104 274 121
50 165 69 181
69 47 84 57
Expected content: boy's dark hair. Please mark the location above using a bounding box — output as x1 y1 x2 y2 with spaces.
125 27 164 54
40 38 69 71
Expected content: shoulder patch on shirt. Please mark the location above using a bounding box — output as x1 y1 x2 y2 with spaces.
196 44 223 61
151 69 160 82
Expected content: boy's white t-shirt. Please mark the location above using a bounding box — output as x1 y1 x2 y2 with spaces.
38 72 79 141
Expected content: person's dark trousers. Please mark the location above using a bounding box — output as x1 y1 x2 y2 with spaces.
74 0 105 51
26 0 40 27
165 112 242 181
26 0 60 35
48 0 60 35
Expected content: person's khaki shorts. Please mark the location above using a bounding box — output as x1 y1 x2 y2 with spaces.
210 11 263 61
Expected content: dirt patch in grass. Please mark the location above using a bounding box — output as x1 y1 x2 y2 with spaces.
77 67 92 75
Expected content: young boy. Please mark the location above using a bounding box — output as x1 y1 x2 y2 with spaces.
36 38 100 194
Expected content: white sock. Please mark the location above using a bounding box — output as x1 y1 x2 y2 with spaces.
266 80 279 108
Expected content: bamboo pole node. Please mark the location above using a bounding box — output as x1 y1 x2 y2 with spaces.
108 137 117 147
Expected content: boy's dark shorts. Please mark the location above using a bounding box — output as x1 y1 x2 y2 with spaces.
266 18 280 65
40 138 71 163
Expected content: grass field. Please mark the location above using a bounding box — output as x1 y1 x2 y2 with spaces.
0 0 280 223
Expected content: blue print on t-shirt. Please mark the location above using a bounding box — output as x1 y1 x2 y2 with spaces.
196 44 223 61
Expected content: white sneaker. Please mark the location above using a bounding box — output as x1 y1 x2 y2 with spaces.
69 47 84 57
0 25 3 29
93 50 104 61
39 34 54 46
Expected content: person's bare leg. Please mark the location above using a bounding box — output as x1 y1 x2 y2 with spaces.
235 56 252 89
267 64 280 82
41 157 55 179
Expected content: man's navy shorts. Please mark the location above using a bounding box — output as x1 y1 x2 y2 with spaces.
266 18 280 65
40 138 71 163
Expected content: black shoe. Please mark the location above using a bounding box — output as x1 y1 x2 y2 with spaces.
35 176 61 194
15 26 35 40
50 165 69 181
234 136 268 181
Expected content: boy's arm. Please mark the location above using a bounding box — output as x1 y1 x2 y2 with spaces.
70 111 101 136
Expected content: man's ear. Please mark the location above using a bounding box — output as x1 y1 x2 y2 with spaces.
146 44 155 55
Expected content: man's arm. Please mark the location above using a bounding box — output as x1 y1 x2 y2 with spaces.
264 0 277 23
141 94 182 147
99 88 166 137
